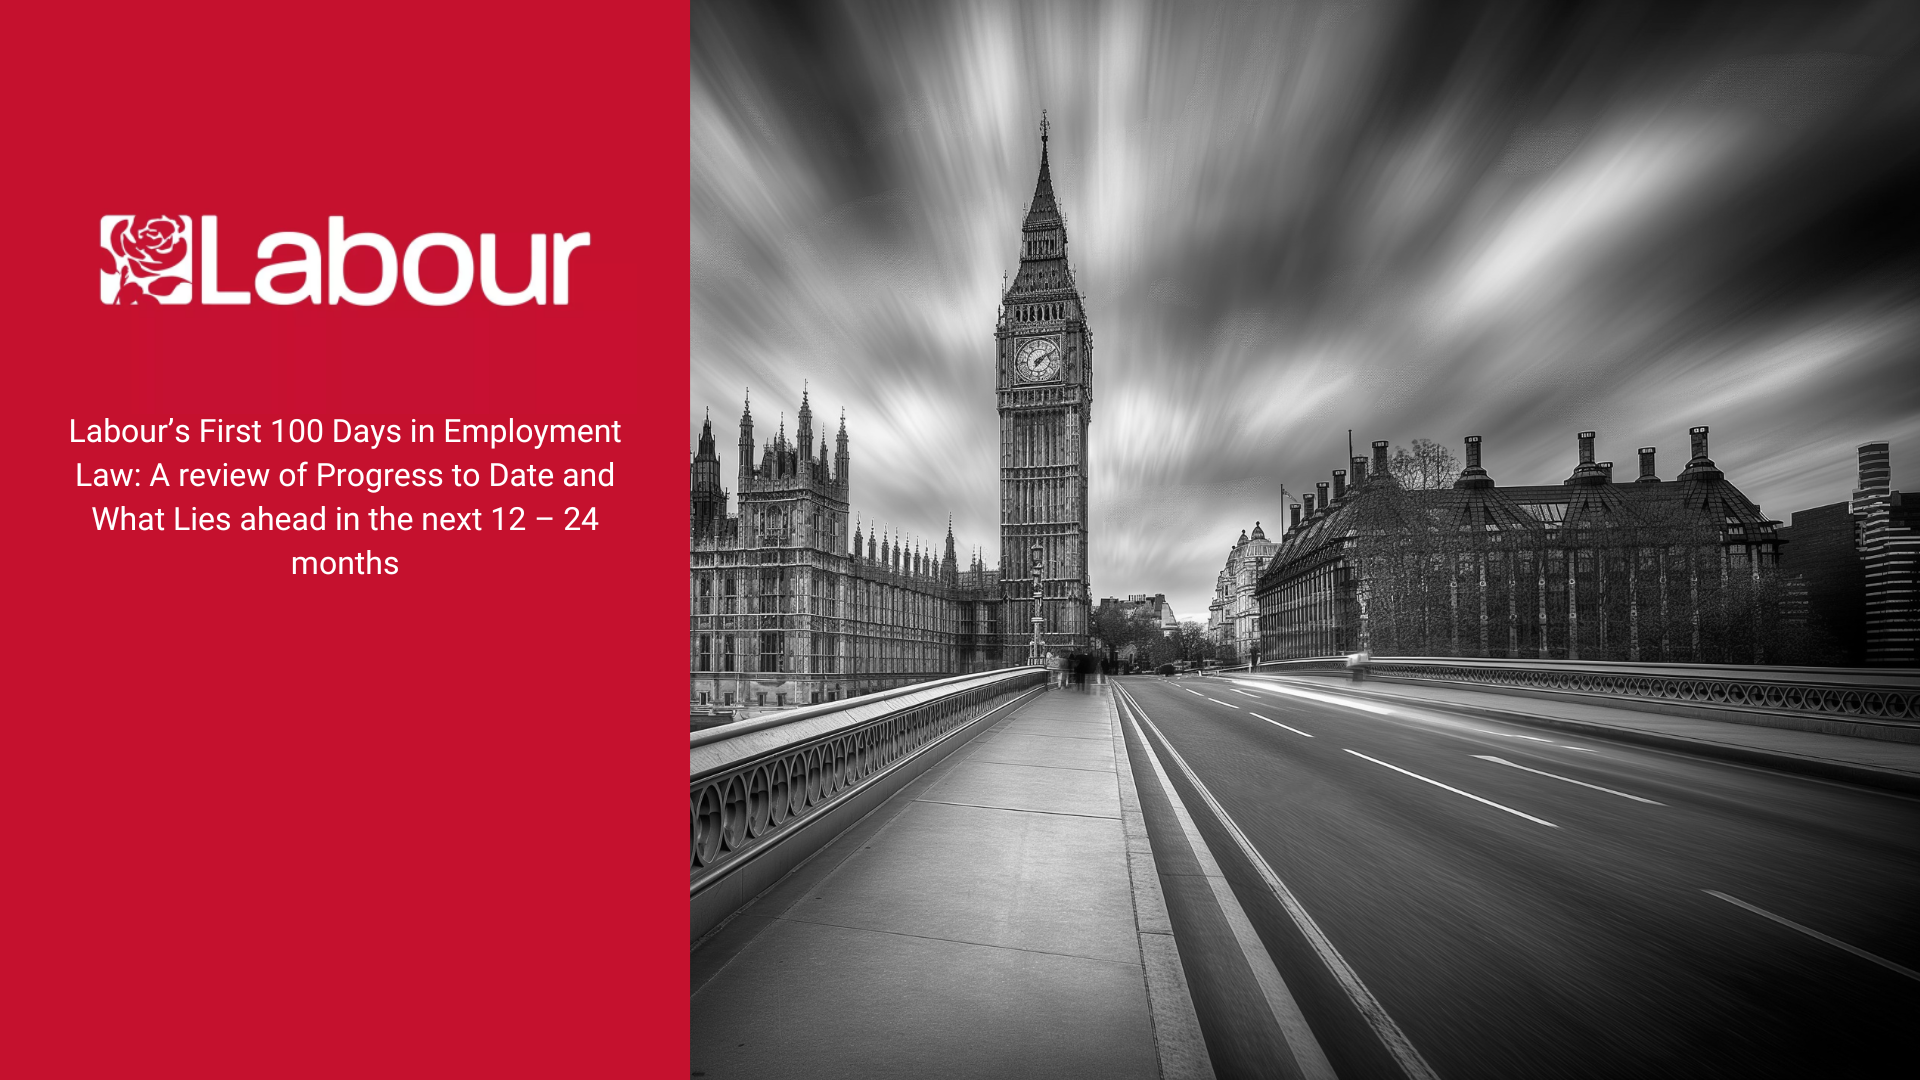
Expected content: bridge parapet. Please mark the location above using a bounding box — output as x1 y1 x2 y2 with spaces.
1245 656 1920 741
690 667 1048 939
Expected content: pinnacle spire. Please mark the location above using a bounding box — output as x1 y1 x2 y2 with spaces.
1023 113 1060 230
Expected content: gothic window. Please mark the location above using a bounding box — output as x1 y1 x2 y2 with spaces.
723 636 736 672
760 631 781 673
760 566 782 614
698 635 710 671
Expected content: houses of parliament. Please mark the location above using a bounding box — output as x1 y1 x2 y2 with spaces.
691 123 1091 715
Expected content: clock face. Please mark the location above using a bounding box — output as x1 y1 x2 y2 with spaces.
1014 337 1063 383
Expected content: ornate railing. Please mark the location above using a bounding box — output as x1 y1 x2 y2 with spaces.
690 667 1047 889
1247 656 1920 728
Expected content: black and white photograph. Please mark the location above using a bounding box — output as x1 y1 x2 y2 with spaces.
689 2 1920 1075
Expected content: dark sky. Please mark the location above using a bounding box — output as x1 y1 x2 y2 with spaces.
692 0 1920 620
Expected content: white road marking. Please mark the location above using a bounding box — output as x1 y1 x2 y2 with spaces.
1119 687 1441 1080
1473 756 1663 805
1251 713 1314 738
1121 697 1338 1080
1207 699 1240 709
1235 680 1614 757
1230 689 1261 699
1228 678 1396 716
1344 750 1558 828
1706 891 1920 983
1464 728 1601 752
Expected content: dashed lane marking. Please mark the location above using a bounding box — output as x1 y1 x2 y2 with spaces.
1344 750 1558 828
1250 713 1314 738
1473 755 1662 805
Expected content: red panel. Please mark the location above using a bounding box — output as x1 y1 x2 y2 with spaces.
2 3 687 1076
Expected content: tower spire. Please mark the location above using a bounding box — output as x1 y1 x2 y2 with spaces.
1024 115 1060 230
738 387 754 484
797 380 813 458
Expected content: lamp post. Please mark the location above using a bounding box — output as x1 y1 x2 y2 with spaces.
1028 542 1045 667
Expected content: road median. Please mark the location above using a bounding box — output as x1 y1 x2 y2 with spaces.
1213 673 1920 797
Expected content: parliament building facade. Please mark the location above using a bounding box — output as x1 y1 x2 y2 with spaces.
691 125 1092 717
1254 428 1789 664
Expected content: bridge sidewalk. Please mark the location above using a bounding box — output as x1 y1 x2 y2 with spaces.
690 682 1210 1079
1227 674 1920 793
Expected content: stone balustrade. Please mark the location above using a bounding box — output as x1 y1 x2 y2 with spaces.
1244 656 1920 739
690 667 1048 936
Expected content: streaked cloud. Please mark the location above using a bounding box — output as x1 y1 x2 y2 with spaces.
692 0 1920 622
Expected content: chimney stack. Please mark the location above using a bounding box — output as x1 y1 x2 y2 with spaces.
1455 434 1493 489
1302 493 1316 517
1351 456 1368 485
1372 440 1389 478
1599 461 1613 482
1679 425 1723 480
1315 481 1330 511
1637 447 1659 483
1567 430 1607 485
1289 503 1302 527
1332 469 1347 501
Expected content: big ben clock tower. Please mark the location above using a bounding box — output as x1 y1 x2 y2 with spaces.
997 115 1091 663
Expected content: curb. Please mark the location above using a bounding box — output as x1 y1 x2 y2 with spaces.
1107 687 1216 1080
1222 675 1920 798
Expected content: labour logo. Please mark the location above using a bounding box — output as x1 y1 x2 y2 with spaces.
100 215 192 304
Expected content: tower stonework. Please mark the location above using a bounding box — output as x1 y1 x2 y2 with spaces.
996 117 1092 662
691 121 1097 722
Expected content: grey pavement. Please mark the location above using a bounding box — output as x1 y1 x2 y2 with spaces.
691 683 1207 1080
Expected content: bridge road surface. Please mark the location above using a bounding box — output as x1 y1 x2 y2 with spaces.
1115 675 1920 1079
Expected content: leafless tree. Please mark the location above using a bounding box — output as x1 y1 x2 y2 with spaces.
1388 439 1461 490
